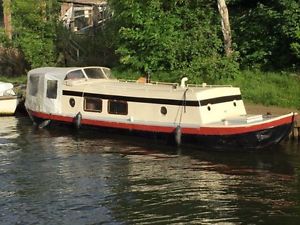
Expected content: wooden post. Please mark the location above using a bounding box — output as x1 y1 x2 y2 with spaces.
3 0 12 39
217 0 232 57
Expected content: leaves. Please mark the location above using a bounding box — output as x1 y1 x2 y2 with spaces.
2 0 298 76
12 0 59 68
110 0 239 81
230 0 300 69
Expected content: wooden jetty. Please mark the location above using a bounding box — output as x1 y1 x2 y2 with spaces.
291 121 300 140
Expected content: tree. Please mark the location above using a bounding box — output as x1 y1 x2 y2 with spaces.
281 1 300 62
12 0 60 68
3 0 12 39
229 0 300 70
109 0 239 82
217 0 232 57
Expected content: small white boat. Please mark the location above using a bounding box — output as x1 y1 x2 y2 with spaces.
0 82 18 116
25 67 297 149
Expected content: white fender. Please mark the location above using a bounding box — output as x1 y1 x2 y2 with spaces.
74 112 82 129
38 120 51 129
175 125 182 146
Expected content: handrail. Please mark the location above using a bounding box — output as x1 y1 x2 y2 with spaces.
119 79 232 88
151 81 178 87
119 79 179 88
187 84 232 88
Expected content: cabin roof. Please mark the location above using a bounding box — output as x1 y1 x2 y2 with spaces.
28 66 108 81
28 67 78 78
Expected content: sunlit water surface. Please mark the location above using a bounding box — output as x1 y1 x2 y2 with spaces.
1 116 300 225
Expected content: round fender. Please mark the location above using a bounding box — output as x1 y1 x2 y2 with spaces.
38 119 51 129
74 112 82 129
175 125 182 146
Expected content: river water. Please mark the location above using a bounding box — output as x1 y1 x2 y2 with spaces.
1 116 300 225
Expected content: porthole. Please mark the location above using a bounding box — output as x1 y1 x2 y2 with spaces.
207 106 211 111
233 101 237 107
69 98 75 107
161 106 167 115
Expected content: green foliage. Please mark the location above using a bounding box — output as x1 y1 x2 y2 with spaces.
230 0 300 70
0 28 11 47
281 1 300 60
0 75 27 85
12 0 60 68
0 3 3 22
109 0 240 82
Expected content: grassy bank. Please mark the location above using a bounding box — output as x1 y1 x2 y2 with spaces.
0 75 27 86
1 70 299 110
227 70 300 110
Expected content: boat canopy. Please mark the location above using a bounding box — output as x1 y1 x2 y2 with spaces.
26 67 112 115
28 67 113 81
28 67 79 81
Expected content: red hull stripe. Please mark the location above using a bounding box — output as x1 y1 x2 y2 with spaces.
29 110 294 136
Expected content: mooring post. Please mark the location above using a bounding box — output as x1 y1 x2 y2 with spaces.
295 121 300 141
290 122 295 140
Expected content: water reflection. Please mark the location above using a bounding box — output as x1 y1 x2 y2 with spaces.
0 116 299 224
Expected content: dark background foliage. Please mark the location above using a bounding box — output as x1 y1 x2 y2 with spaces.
1 0 299 80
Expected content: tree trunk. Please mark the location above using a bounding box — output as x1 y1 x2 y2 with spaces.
217 0 232 57
3 0 12 40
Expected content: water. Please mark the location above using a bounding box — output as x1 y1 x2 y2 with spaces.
1 116 300 225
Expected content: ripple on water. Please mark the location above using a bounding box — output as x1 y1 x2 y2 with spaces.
0 117 300 224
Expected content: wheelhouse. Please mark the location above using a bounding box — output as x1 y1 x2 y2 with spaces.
25 67 112 115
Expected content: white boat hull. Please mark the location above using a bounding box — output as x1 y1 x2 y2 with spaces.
0 96 18 116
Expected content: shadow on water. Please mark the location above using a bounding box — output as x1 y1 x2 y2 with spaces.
1 116 300 224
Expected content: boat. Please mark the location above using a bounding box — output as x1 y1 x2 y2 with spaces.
25 66 297 149
0 82 18 116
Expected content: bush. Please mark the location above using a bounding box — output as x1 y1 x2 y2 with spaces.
12 0 59 68
109 0 240 82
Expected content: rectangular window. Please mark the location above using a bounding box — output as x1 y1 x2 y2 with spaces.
29 76 39 96
46 80 58 99
108 100 128 115
84 97 102 112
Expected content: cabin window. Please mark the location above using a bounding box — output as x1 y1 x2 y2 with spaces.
46 80 58 99
65 70 85 80
84 97 102 112
102 68 113 78
108 100 128 115
29 76 39 96
84 68 106 79
83 67 114 79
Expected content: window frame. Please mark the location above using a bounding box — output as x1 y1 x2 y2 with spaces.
64 69 86 80
84 97 103 113
108 100 128 115
46 80 58 99
29 75 39 96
